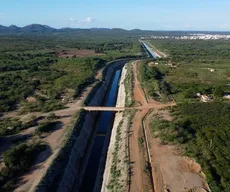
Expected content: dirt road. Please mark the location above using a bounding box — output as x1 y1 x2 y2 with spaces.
129 60 208 192
129 61 158 192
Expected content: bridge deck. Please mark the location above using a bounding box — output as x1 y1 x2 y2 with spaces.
79 103 176 112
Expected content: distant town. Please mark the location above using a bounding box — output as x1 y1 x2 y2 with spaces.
141 33 230 40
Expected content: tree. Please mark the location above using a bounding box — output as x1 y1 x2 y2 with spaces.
46 112 56 120
184 88 194 98
214 86 224 98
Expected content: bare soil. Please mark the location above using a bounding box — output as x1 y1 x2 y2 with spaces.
129 60 208 192
57 49 103 58
144 110 209 192
7 81 98 192
129 61 155 192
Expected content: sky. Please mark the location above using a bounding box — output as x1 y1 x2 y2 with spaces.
1 0 230 31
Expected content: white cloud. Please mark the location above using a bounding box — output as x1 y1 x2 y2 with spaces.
69 17 95 24
81 17 95 23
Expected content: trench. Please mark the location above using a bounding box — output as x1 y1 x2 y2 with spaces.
79 69 122 192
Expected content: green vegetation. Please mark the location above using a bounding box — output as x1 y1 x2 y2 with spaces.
35 121 60 134
124 62 134 107
142 40 230 103
144 39 230 191
0 34 141 115
3 142 46 172
0 142 47 191
138 137 144 147
0 118 35 136
107 120 123 191
151 103 230 191
0 32 141 191
139 60 172 102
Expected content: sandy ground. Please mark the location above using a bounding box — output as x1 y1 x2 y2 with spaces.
101 65 128 192
145 42 167 58
145 110 209 192
57 49 104 58
11 82 98 192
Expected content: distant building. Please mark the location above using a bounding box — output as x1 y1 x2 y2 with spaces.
201 94 212 102
197 92 212 102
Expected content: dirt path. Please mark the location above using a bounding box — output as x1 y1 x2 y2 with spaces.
127 60 209 192
145 41 167 58
13 82 98 192
129 61 155 192
132 61 148 106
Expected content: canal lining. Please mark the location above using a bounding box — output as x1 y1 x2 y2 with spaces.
77 68 124 192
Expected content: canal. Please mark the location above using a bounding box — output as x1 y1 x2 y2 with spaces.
141 41 156 59
79 69 122 192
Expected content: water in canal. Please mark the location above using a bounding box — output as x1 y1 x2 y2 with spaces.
141 41 156 59
79 69 122 192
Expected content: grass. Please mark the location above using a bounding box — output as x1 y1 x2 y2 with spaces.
107 119 123 191
124 62 134 107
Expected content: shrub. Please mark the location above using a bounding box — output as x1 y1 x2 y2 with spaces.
35 121 60 134
46 113 57 121
214 86 224 98
3 142 46 172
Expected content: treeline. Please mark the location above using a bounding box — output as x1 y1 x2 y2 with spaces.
0 54 107 113
0 35 139 53
149 39 230 63
0 34 141 114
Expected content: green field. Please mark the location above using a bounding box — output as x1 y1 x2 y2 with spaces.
141 39 230 192
142 40 230 103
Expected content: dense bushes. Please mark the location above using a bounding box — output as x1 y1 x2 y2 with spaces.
0 142 47 191
3 142 46 172
139 61 171 101
0 118 35 136
35 121 60 134
0 34 140 114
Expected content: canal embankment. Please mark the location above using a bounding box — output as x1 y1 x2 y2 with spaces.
78 69 122 192
100 62 135 192
59 60 127 192
35 59 132 192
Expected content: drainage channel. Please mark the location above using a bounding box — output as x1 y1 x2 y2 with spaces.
79 69 122 192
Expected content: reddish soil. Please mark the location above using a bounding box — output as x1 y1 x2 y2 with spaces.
129 61 155 192
144 110 209 192
128 60 207 192
129 109 149 192
57 49 103 58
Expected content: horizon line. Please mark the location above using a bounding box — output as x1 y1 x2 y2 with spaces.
1 23 230 33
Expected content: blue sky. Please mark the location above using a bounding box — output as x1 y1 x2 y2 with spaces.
1 0 230 30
